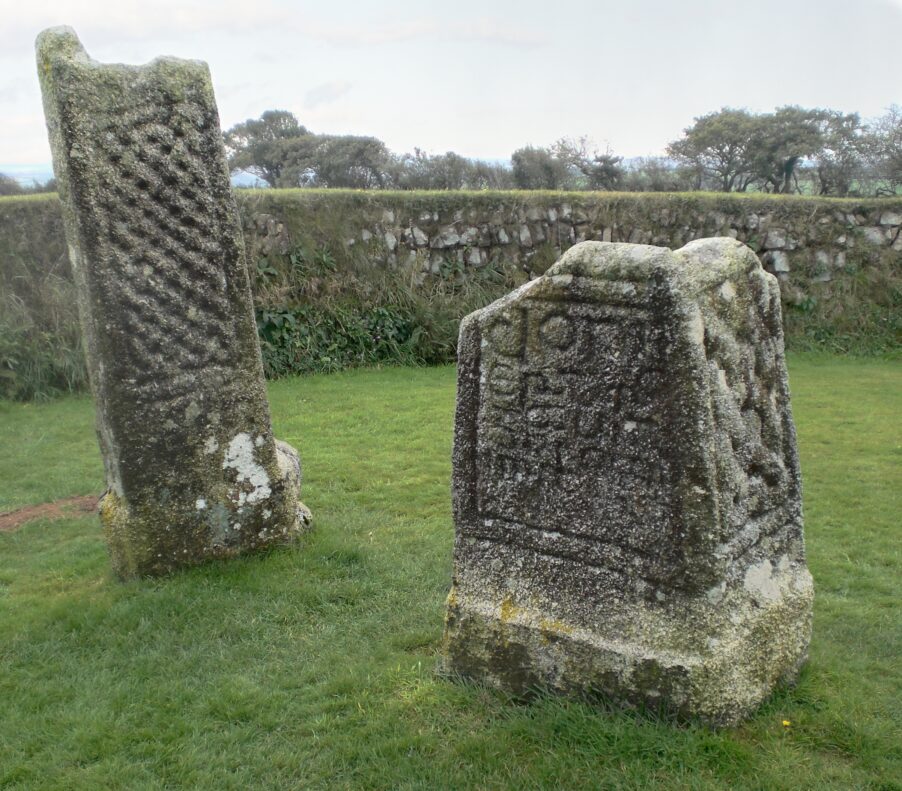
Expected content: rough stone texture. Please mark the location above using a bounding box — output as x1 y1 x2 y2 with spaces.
36 27 310 578
440 238 814 726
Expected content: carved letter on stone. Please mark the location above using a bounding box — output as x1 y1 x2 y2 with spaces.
441 238 814 725
36 27 310 578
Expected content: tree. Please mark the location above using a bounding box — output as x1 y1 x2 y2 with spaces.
468 159 515 190
0 173 23 196
620 157 697 192
582 152 623 190
390 151 514 190
392 150 472 190
274 135 322 187
224 110 310 187
749 106 827 194
812 112 865 196
224 110 394 189
511 146 571 190
392 148 514 190
552 137 623 190
667 108 758 192
307 135 391 189
866 104 902 195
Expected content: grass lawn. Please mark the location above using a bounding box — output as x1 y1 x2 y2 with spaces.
0 355 899 790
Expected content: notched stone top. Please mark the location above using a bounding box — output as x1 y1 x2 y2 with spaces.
37 26 211 87
544 237 763 293
549 239 678 281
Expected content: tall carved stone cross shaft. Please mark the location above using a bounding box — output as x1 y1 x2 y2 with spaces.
36 27 310 578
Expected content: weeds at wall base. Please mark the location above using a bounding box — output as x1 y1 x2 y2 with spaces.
0 320 87 402
1 191 899 401
2 254 898 401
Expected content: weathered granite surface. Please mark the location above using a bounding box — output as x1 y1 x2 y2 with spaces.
36 27 310 578
440 237 814 725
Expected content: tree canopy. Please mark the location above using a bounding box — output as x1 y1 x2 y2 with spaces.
0 173 56 196
667 105 896 195
222 106 902 196
223 110 311 187
867 104 902 196
667 109 758 192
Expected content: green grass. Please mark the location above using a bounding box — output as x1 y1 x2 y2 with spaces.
0 357 900 790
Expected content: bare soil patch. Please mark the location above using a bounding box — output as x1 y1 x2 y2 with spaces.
0 495 99 533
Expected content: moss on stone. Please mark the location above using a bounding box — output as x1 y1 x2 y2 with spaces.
34 27 311 579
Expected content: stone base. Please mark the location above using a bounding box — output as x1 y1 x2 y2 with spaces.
440 564 814 727
101 438 311 579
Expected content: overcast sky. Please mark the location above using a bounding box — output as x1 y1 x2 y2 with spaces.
2 0 901 167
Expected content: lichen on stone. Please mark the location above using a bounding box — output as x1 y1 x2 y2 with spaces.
35 26 312 578
440 238 814 726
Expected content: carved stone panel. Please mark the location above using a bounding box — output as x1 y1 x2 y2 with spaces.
442 238 813 726
37 28 310 578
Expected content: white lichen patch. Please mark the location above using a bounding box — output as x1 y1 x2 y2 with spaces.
255 435 265 448
203 436 219 454
195 498 207 510
706 581 727 604
550 273 574 287
223 432 271 506
688 312 705 347
719 281 736 301
716 368 729 391
67 243 81 274
743 559 781 604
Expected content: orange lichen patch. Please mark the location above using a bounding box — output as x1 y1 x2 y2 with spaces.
539 618 574 635
0 495 98 532
499 595 523 622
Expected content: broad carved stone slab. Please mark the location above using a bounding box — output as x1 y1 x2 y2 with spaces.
441 238 813 725
36 28 310 578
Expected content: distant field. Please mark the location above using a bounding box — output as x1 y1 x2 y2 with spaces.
0 357 899 790
0 164 262 189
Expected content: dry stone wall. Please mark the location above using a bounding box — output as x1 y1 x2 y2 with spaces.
242 191 901 289
1 190 900 384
